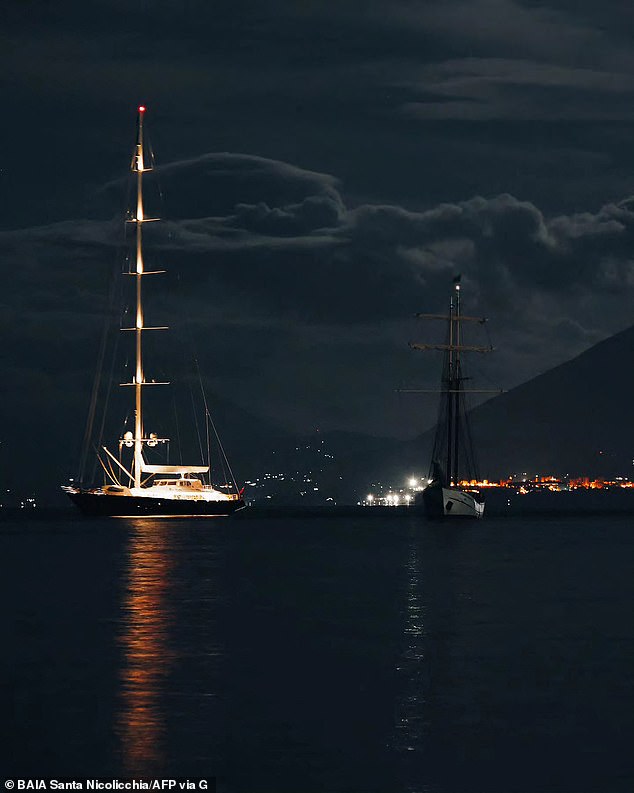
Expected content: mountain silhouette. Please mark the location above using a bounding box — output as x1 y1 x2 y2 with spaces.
471 323 634 479
311 324 634 499
5 325 633 507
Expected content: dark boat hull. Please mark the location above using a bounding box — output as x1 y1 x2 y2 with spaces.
66 490 245 518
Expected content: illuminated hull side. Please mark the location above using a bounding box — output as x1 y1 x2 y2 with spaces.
65 489 245 518
423 483 485 520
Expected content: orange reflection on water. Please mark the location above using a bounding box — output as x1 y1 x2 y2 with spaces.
117 521 174 776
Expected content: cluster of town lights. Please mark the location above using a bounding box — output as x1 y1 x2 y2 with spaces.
362 473 634 506
364 476 425 506
461 475 634 491
366 492 413 506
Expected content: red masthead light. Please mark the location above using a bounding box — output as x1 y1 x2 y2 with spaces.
138 105 146 113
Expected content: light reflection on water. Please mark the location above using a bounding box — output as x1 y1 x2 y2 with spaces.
116 521 175 776
114 520 226 777
394 539 429 754
393 529 458 793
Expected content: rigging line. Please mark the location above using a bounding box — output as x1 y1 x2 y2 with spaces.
86 263 125 484
198 366 239 492
94 444 118 487
102 444 133 483
89 174 135 483
78 255 118 483
144 136 171 276
189 379 206 468
468 321 502 393
217 429 231 491
165 200 220 476
206 409 212 487
193 356 214 481
97 453 119 487
484 318 494 350
148 138 167 214
193 355 238 493
79 176 132 483
91 319 122 483
172 391 183 466
205 404 240 494
177 264 236 489
461 391 479 482
199 373 212 485
189 357 234 490
106 455 119 486
166 193 240 493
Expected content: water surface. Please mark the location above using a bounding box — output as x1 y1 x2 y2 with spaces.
1 513 632 792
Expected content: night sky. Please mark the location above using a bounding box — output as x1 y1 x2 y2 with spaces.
3 0 634 469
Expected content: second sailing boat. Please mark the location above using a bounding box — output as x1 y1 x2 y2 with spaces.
64 106 245 517
410 276 495 519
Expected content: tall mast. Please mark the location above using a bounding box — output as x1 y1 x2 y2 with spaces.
133 105 147 488
117 105 169 487
408 275 497 486
446 290 454 484
453 279 461 486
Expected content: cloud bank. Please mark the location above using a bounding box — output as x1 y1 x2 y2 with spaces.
2 152 634 436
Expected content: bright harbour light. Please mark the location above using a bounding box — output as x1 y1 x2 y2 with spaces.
367 494 374 502
408 477 418 488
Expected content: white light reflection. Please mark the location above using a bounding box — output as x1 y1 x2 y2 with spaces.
392 537 434 792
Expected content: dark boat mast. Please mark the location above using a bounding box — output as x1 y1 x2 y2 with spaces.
409 276 497 486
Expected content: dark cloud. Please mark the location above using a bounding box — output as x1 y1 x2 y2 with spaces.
3 0 634 452
7 155 634 322
401 59 634 122
148 153 343 220
4 0 634 244
3 151 634 441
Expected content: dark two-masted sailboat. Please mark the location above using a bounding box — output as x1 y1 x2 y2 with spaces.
410 276 497 519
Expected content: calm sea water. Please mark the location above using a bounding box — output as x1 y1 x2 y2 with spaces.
1 512 633 792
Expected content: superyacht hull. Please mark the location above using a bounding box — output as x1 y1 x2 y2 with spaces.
67 489 245 518
422 482 485 519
